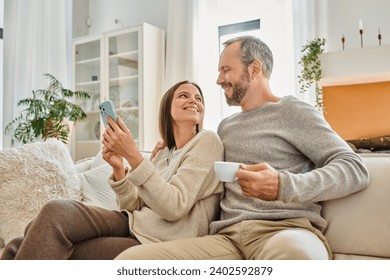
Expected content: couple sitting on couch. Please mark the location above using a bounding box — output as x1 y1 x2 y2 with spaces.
1 36 368 260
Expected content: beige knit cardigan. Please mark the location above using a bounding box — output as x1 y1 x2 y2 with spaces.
109 130 224 244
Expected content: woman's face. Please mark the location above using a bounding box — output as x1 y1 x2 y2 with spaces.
170 83 204 128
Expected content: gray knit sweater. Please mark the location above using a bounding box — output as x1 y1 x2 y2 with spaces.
210 96 369 233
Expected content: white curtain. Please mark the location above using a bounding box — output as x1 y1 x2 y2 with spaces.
165 0 221 131
164 0 196 89
2 0 70 148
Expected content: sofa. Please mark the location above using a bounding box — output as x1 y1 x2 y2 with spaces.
0 139 389 260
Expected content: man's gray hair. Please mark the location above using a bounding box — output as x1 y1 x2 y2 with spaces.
223 36 273 79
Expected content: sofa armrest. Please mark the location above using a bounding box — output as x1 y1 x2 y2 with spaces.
321 153 390 259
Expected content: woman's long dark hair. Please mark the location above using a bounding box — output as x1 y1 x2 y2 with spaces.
159 81 204 150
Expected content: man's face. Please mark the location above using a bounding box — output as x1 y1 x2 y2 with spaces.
216 42 250 106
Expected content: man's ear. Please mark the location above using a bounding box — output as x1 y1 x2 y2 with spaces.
249 60 262 79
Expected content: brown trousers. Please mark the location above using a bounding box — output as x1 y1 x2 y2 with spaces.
0 199 140 260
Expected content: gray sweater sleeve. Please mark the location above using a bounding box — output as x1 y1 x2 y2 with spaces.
277 99 369 203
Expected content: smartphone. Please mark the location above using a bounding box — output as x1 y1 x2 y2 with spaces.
99 100 118 127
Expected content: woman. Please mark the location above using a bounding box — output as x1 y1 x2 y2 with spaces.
1 81 224 260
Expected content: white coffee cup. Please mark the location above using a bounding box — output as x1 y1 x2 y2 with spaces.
214 161 240 182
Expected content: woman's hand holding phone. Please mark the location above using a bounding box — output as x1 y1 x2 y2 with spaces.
102 116 143 171
102 144 126 181
99 100 118 127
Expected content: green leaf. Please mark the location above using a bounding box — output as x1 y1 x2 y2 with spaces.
298 38 326 111
4 73 91 144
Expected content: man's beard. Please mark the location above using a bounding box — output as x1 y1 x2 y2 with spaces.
224 71 250 106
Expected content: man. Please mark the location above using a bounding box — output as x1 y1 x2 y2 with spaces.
115 36 369 260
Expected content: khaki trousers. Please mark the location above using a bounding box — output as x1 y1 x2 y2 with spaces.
116 218 332 260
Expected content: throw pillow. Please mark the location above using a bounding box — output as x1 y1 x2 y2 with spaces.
78 163 119 210
0 139 82 246
90 150 106 169
74 157 94 173
78 151 150 211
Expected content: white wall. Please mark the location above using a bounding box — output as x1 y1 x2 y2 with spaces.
73 0 169 38
320 0 390 52
72 0 89 38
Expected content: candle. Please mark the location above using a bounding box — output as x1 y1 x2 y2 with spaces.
359 19 363 30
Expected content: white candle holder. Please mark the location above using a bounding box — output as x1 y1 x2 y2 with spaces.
359 19 364 48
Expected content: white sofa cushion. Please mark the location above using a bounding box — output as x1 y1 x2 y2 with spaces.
77 150 151 211
0 139 82 245
74 157 94 173
78 163 119 210
321 153 390 259
76 150 119 210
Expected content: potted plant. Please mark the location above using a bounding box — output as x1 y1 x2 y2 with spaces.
298 38 326 111
5 73 91 144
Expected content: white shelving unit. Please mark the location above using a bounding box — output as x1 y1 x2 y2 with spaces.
71 23 165 161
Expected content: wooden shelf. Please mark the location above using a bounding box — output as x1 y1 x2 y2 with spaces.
109 75 138 87
320 44 390 86
321 72 390 87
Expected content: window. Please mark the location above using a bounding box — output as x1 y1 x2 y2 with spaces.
218 19 260 46
218 19 261 118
